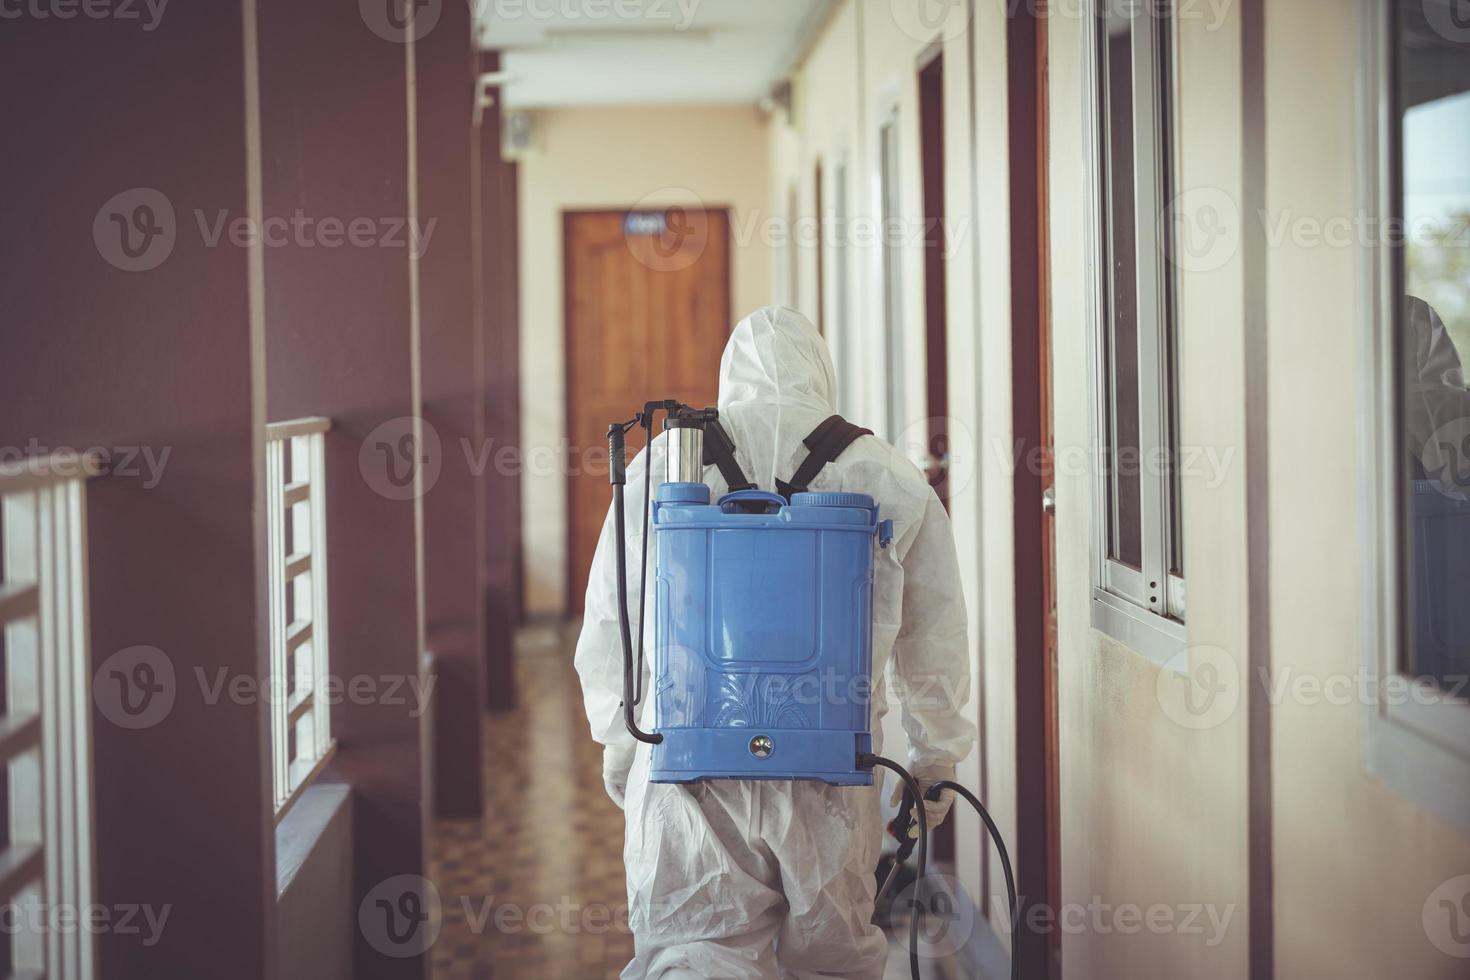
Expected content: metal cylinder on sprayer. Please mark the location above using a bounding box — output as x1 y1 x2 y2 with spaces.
664 415 706 485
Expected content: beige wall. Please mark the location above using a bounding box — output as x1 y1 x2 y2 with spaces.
1265 1 1470 977
964 0 1022 932
517 104 773 614
780 1 1470 977
1051 0 1470 976
1050 3 1252 976
769 1 999 915
518 0 1470 971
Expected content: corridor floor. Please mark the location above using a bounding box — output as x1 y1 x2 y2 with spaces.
428 622 936 980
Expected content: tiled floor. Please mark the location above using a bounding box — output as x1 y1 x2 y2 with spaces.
429 623 633 980
428 623 943 980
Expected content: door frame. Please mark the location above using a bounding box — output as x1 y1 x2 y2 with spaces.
560 205 734 612
918 44 950 507
1006 7 1060 979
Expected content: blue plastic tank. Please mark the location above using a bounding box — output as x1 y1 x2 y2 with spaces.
648 484 890 785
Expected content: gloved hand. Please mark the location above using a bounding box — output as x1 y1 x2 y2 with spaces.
889 762 957 839
602 743 636 809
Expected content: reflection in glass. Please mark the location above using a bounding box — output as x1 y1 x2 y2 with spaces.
1398 1 1470 686
1102 11 1142 569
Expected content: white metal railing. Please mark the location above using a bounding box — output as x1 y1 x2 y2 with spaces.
265 418 335 820
1 451 100 980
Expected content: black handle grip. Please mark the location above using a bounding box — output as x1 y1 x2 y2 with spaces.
608 425 627 486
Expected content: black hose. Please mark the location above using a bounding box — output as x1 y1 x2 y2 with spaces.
612 474 661 745
928 780 1019 980
859 754 926 980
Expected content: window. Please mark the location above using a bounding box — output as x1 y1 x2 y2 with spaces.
266 417 335 819
1362 0 1470 833
1088 1 1185 649
880 112 905 443
1395 2 1470 686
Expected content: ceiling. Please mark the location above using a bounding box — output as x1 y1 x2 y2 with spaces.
474 0 830 108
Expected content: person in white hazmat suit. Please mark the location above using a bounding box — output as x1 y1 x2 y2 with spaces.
574 305 975 979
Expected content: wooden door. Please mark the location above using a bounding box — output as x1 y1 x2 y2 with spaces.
563 208 730 613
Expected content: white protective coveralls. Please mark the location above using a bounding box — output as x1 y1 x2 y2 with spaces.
574 306 975 979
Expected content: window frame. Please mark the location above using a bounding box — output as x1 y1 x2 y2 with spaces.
878 104 906 444
1083 0 1188 662
785 180 801 310
1358 0 1470 833
265 416 337 822
831 149 857 419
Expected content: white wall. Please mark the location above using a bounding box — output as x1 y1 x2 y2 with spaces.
963 0 1022 939
517 105 773 614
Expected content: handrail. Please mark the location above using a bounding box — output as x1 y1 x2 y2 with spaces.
266 416 332 442
0 451 103 496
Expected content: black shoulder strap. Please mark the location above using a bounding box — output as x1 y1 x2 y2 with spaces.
702 419 756 492
776 414 873 500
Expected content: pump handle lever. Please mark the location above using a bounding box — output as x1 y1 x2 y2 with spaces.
607 424 629 486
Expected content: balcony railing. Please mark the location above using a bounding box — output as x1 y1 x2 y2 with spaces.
265 418 335 821
0 451 100 980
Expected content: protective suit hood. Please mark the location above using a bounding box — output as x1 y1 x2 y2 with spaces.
717 306 843 491
718 306 838 415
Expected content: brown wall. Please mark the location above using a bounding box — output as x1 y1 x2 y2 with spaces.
418 0 488 818
0 5 273 978
254 1 426 976
277 785 354 980
1 2 509 976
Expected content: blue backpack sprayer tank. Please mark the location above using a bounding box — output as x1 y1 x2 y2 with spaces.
605 400 1018 980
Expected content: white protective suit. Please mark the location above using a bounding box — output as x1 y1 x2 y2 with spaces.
574 306 975 979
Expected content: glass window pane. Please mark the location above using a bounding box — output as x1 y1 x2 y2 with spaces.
1102 12 1143 569
1397 1 1470 685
